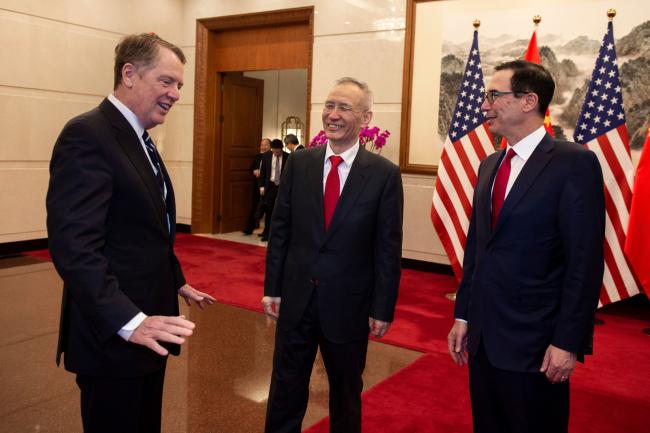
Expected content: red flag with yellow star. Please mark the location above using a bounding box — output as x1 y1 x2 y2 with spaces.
625 127 650 295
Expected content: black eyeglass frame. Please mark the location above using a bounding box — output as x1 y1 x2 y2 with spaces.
483 90 530 104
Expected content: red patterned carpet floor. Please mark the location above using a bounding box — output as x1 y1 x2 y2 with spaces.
27 233 650 432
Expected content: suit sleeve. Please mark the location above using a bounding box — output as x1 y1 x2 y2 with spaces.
46 120 140 344
264 154 294 297
553 149 605 354
370 164 404 322
454 160 484 320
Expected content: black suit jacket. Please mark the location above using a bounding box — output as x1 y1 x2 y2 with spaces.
46 98 185 377
259 150 289 190
250 152 264 174
454 134 605 372
264 145 404 343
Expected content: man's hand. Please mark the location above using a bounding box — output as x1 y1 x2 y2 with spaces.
262 296 281 321
178 284 216 309
253 169 261 178
369 317 391 338
259 187 265 196
129 315 195 356
448 320 468 366
540 344 577 384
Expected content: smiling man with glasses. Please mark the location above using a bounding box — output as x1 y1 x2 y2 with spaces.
448 60 605 433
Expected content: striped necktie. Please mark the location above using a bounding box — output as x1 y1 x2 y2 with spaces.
142 131 166 201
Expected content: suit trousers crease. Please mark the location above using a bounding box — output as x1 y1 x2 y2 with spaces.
262 184 280 236
468 341 569 433
265 292 369 433
76 363 167 433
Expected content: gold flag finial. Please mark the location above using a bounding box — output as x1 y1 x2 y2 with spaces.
533 15 542 25
473 19 481 29
607 9 616 20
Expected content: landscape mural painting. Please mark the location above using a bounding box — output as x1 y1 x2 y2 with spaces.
437 1 649 164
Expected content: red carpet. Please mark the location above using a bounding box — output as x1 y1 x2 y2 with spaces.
26 234 650 432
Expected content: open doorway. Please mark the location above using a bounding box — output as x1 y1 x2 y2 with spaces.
191 7 313 234
221 69 308 236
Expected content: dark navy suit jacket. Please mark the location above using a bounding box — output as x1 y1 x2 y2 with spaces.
47 99 184 377
264 145 404 343
454 134 605 372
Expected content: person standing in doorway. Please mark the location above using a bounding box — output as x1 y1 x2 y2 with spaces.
258 139 289 241
243 138 272 235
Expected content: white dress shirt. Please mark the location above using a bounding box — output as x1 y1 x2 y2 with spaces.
492 125 547 200
457 125 547 323
323 141 360 193
270 153 283 185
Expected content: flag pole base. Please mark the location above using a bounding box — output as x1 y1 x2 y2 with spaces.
445 292 457 301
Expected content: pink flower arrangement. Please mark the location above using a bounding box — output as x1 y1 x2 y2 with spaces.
309 126 391 154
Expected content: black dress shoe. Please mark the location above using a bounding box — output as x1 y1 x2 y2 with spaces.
258 232 268 238
242 230 253 235
260 236 269 242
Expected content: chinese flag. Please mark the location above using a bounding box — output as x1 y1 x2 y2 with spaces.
625 127 650 294
500 30 554 148
524 32 554 136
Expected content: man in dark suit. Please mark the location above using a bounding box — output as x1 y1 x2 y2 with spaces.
284 133 304 152
447 60 605 433
262 77 403 433
258 138 289 241
243 138 271 235
46 33 215 433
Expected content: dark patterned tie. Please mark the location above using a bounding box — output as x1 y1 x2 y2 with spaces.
142 131 166 201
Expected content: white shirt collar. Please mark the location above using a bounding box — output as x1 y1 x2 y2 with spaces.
107 94 145 139
506 125 547 161
324 141 360 166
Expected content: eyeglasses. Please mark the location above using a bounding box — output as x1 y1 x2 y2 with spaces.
483 90 528 104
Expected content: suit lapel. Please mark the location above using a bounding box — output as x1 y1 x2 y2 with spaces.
99 99 168 233
325 146 373 240
477 151 501 237
492 134 554 234
309 146 327 238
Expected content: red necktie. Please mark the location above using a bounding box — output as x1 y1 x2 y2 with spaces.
324 155 344 231
491 149 516 229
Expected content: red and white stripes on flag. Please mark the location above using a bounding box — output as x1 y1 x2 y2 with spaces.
573 21 641 306
432 31 494 280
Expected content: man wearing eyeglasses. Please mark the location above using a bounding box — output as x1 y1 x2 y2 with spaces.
447 60 605 433
262 77 403 433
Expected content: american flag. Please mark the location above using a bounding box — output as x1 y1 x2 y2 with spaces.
431 30 494 279
574 21 641 306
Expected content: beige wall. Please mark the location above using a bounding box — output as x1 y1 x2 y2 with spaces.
0 0 446 263
0 0 187 241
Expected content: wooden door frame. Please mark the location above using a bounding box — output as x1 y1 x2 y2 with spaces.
191 7 314 233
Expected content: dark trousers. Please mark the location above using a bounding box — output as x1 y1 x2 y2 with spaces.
76 365 167 433
468 342 569 433
244 183 264 232
262 183 280 236
265 294 369 433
